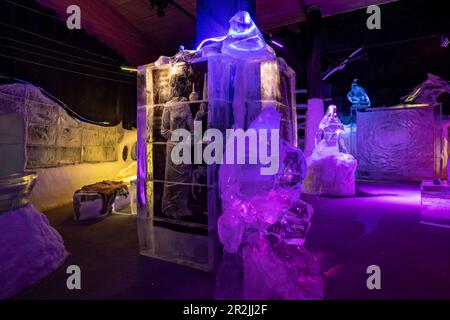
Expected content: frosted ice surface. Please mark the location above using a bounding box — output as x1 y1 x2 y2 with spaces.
0 205 67 299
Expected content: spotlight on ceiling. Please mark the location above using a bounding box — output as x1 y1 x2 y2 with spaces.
149 0 169 18
441 36 449 48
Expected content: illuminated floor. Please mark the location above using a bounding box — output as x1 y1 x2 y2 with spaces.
304 181 450 300
13 181 450 300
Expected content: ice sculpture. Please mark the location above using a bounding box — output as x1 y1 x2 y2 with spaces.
315 105 348 155
216 107 323 300
402 73 450 105
346 79 369 156
222 11 275 61
347 78 371 107
137 10 297 271
302 105 357 196
218 107 308 252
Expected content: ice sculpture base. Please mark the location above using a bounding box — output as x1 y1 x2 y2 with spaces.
302 153 357 196
137 217 219 272
421 180 450 228
215 241 324 300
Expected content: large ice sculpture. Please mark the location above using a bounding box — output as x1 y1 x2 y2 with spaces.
347 78 371 107
216 107 323 300
302 105 357 196
137 10 297 271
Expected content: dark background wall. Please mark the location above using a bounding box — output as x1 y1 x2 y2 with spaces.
0 0 137 128
271 0 450 116
1 0 448 128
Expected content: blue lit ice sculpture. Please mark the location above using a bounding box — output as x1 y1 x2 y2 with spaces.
347 78 371 108
302 105 357 196
346 79 370 156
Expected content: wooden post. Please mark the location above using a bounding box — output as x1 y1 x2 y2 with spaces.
304 7 324 157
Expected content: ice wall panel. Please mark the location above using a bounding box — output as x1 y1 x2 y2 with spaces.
56 127 82 147
28 125 57 146
0 84 123 169
357 106 437 181
27 146 58 168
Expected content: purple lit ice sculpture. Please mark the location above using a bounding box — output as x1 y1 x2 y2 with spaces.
137 10 301 272
222 11 275 61
302 105 357 196
216 107 323 300
218 107 308 252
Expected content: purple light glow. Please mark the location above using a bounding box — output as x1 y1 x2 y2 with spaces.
271 40 284 48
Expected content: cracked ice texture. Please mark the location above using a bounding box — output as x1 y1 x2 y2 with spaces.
303 105 357 196
0 205 67 299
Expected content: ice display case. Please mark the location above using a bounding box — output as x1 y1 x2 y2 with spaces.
136 53 297 271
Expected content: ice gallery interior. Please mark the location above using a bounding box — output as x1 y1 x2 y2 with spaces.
0 0 449 301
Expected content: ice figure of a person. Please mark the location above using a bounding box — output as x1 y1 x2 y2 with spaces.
347 78 371 107
192 81 209 200
302 105 357 196
161 81 194 219
315 105 348 155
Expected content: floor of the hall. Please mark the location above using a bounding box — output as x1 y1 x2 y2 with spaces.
14 181 450 300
